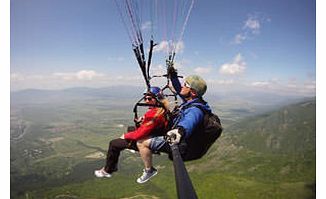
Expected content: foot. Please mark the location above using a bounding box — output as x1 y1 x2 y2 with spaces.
126 149 137 154
94 168 112 178
136 167 158 184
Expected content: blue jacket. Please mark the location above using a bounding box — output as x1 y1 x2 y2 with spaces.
171 74 212 138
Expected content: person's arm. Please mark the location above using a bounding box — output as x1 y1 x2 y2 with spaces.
171 74 182 94
123 122 155 140
167 66 184 98
170 70 187 102
124 110 165 140
176 107 204 138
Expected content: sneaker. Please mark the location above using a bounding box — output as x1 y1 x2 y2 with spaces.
94 168 112 178
136 167 158 184
126 149 137 154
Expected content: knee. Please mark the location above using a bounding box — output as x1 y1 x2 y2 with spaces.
109 139 117 147
137 140 145 149
137 139 150 150
109 138 123 149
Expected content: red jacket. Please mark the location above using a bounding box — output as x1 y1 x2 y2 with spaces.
124 107 168 140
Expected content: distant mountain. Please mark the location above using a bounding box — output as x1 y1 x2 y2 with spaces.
11 86 311 114
210 90 312 113
227 98 316 155
11 86 144 105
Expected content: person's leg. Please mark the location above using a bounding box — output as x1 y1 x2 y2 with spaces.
137 139 153 170
136 138 157 183
95 138 130 178
104 138 130 173
136 136 170 183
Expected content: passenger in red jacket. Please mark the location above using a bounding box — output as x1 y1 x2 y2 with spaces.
94 87 169 178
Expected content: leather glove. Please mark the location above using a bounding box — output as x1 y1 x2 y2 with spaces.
167 66 178 77
166 129 182 144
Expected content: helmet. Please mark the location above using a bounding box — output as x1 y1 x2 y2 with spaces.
184 75 207 97
143 86 163 99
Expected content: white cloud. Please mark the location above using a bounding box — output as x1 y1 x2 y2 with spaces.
243 16 260 34
10 70 146 91
219 54 246 75
249 79 316 96
149 60 186 77
153 40 184 54
233 34 246 44
53 70 105 81
216 79 234 85
153 41 168 53
76 70 99 80
251 81 271 88
194 67 212 75
232 14 265 44
206 75 315 97
150 64 166 76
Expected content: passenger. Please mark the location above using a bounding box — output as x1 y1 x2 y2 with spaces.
94 87 169 178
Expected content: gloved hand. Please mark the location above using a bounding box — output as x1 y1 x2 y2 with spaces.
167 66 177 77
166 129 182 144
134 116 144 127
134 116 144 124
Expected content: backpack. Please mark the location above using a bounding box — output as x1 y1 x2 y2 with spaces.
180 104 223 161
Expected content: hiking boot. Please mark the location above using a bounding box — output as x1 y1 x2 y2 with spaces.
136 167 158 184
94 168 112 178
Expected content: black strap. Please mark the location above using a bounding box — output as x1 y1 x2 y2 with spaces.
183 101 209 115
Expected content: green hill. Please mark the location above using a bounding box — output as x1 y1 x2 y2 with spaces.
228 98 315 155
188 98 315 199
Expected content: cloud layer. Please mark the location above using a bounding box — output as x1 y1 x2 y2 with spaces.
11 70 141 90
219 53 246 75
53 70 105 81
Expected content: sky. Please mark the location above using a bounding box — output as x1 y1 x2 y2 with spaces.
10 0 316 96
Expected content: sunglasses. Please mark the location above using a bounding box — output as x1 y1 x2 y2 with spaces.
183 82 191 88
144 97 154 101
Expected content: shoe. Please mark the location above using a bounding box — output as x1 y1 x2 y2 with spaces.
94 168 112 178
126 149 137 154
136 167 158 184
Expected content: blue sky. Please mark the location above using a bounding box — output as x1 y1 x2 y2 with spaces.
10 0 316 96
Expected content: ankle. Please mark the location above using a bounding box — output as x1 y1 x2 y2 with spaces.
146 167 155 172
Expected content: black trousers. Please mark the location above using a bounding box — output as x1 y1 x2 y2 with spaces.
104 138 137 173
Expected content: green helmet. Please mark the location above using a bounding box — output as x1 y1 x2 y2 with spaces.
184 75 207 97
